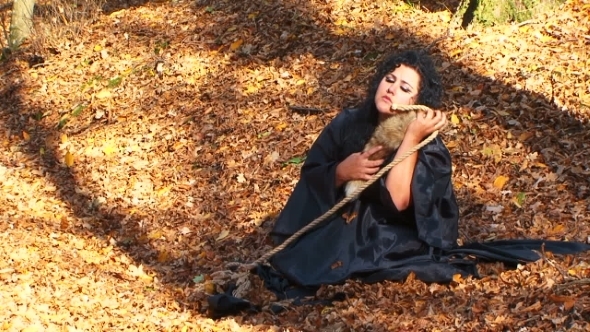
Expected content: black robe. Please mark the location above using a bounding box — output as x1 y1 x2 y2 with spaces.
269 108 460 286
208 109 589 316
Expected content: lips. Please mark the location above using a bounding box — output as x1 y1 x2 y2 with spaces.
382 95 391 103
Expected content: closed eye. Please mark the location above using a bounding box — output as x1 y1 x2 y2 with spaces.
385 75 413 94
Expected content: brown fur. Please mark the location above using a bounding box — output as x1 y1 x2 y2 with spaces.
344 111 416 197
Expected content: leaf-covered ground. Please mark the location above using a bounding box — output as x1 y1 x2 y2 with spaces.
1 0 590 330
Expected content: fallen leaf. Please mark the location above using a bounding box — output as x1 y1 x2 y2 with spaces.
102 143 117 156
445 141 458 148
21 326 41 332
60 216 69 230
216 229 230 241
148 229 164 240
65 150 74 167
520 301 542 313
157 251 171 263
493 175 509 189
96 89 112 99
518 131 534 141
230 39 243 51
236 173 246 183
342 211 357 224
267 151 280 163
485 204 504 214
204 281 217 294
549 294 576 310
548 224 566 235
330 261 343 269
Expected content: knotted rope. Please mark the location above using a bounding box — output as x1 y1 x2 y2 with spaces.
211 105 438 297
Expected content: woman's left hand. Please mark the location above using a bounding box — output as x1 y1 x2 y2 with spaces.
404 109 447 143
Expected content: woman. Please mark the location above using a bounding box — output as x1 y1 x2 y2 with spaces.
268 49 461 286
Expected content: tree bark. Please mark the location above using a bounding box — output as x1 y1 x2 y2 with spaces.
9 0 36 49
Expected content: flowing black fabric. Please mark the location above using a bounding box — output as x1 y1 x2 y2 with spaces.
207 109 590 316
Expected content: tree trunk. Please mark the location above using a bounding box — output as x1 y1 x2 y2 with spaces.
9 0 36 49
452 0 566 27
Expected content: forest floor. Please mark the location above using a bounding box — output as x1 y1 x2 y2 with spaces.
1 0 590 331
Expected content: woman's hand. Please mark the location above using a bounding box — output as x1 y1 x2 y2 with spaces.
336 145 385 186
405 109 447 143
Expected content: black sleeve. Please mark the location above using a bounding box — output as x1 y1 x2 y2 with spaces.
410 136 459 249
269 110 350 244
373 136 459 249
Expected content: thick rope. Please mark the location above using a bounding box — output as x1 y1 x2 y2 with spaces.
228 104 439 271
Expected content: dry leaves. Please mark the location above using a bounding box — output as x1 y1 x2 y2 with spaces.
0 0 589 330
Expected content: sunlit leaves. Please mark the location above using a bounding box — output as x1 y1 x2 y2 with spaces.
0 0 589 330
95 89 112 99
101 142 118 156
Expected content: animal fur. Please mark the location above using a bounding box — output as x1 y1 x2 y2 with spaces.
344 111 417 197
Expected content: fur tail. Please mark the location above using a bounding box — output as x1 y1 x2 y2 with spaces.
344 179 364 197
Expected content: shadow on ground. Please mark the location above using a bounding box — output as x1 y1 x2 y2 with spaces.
1 0 588 329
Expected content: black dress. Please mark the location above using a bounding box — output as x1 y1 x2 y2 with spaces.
269 108 462 286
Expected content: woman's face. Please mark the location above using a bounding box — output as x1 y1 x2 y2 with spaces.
374 64 421 118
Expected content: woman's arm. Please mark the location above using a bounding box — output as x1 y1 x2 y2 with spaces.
385 109 447 210
384 136 421 210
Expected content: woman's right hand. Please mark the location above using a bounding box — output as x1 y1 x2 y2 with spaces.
336 145 385 186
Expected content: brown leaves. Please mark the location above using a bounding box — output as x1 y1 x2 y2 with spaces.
0 0 589 331
341 211 357 224
330 261 343 270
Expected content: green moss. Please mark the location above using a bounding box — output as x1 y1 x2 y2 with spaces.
474 0 512 26
457 0 566 27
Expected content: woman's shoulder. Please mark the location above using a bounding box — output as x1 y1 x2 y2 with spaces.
334 107 360 119
328 107 363 127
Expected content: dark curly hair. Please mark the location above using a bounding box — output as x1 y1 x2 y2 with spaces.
341 49 444 157
365 49 443 110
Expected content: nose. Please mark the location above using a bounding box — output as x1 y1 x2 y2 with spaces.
387 82 397 95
